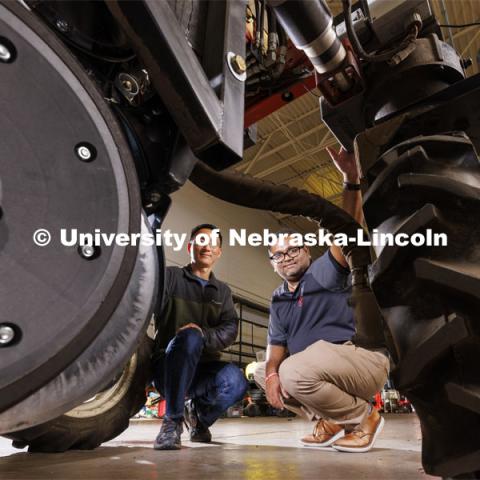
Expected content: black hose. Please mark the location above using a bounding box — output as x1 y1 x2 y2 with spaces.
189 161 387 349
273 23 287 78
277 22 287 49
254 0 261 48
268 5 277 35
267 6 278 70
190 161 369 269
259 0 266 51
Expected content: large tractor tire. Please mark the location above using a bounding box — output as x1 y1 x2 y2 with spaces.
0 1 159 435
362 132 480 478
6 337 153 453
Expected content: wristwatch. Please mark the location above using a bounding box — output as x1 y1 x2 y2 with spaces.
343 181 361 191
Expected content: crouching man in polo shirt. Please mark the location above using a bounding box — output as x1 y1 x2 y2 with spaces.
254 147 390 452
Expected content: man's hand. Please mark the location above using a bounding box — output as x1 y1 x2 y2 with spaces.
326 146 359 183
178 323 203 335
265 345 289 409
265 375 290 410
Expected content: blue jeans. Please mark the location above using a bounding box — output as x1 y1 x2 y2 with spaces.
153 328 248 427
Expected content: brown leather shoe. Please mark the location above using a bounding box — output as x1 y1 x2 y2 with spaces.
332 408 384 453
301 418 345 447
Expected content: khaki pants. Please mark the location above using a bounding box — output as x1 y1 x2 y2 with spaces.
253 340 389 425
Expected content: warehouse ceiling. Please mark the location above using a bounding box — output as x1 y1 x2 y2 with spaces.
236 0 480 233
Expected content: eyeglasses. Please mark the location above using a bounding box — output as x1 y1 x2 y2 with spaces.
269 246 302 264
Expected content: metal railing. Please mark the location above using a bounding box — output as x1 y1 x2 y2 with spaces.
222 295 269 367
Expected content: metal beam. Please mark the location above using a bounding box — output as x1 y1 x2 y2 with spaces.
439 0 455 48
254 129 334 179
280 160 335 183
453 24 480 41
239 105 320 171
243 132 274 173
251 122 328 167
461 28 480 56
272 113 306 155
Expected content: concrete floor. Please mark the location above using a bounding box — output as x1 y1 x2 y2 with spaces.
0 414 433 479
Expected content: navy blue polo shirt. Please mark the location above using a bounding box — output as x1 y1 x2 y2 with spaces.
268 250 355 355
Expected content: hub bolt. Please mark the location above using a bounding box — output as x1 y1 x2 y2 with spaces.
0 44 11 62
77 146 92 161
75 143 96 162
80 244 96 259
0 325 15 345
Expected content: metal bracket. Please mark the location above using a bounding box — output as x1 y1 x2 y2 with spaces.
108 0 247 170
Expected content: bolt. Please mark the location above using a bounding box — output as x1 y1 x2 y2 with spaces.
75 143 96 162
461 57 473 70
0 325 15 345
150 192 161 203
0 44 11 62
80 244 95 259
281 91 294 102
230 54 246 75
77 146 92 160
122 80 133 92
56 19 70 33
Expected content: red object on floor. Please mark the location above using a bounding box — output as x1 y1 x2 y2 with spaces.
157 399 166 418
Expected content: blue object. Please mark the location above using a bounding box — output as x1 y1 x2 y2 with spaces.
153 328 248 427
192 274 209 288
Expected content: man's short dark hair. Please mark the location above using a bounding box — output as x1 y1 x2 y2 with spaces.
190 223 223 246
275 228 301 237
267 228 303 254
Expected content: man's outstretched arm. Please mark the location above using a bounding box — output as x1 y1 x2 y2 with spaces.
326 146 363 268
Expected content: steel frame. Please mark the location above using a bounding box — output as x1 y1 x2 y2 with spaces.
108 0 247 170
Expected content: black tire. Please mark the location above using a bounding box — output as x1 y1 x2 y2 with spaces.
0 2 157 431
6 337 153 453
362 132 480 478
0 213 158 433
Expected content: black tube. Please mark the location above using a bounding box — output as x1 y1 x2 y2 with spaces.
270 0 331 46
273 22 287 78
254 0 261 48
268 6 277 35
277 20 286 47
190 161 369 268
259 0 266 51
268 0 345 74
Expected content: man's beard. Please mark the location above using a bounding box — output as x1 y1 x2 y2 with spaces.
282 263 306 281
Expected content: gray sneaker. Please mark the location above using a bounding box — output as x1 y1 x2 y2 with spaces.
153 417 183 450
184 399 212 443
